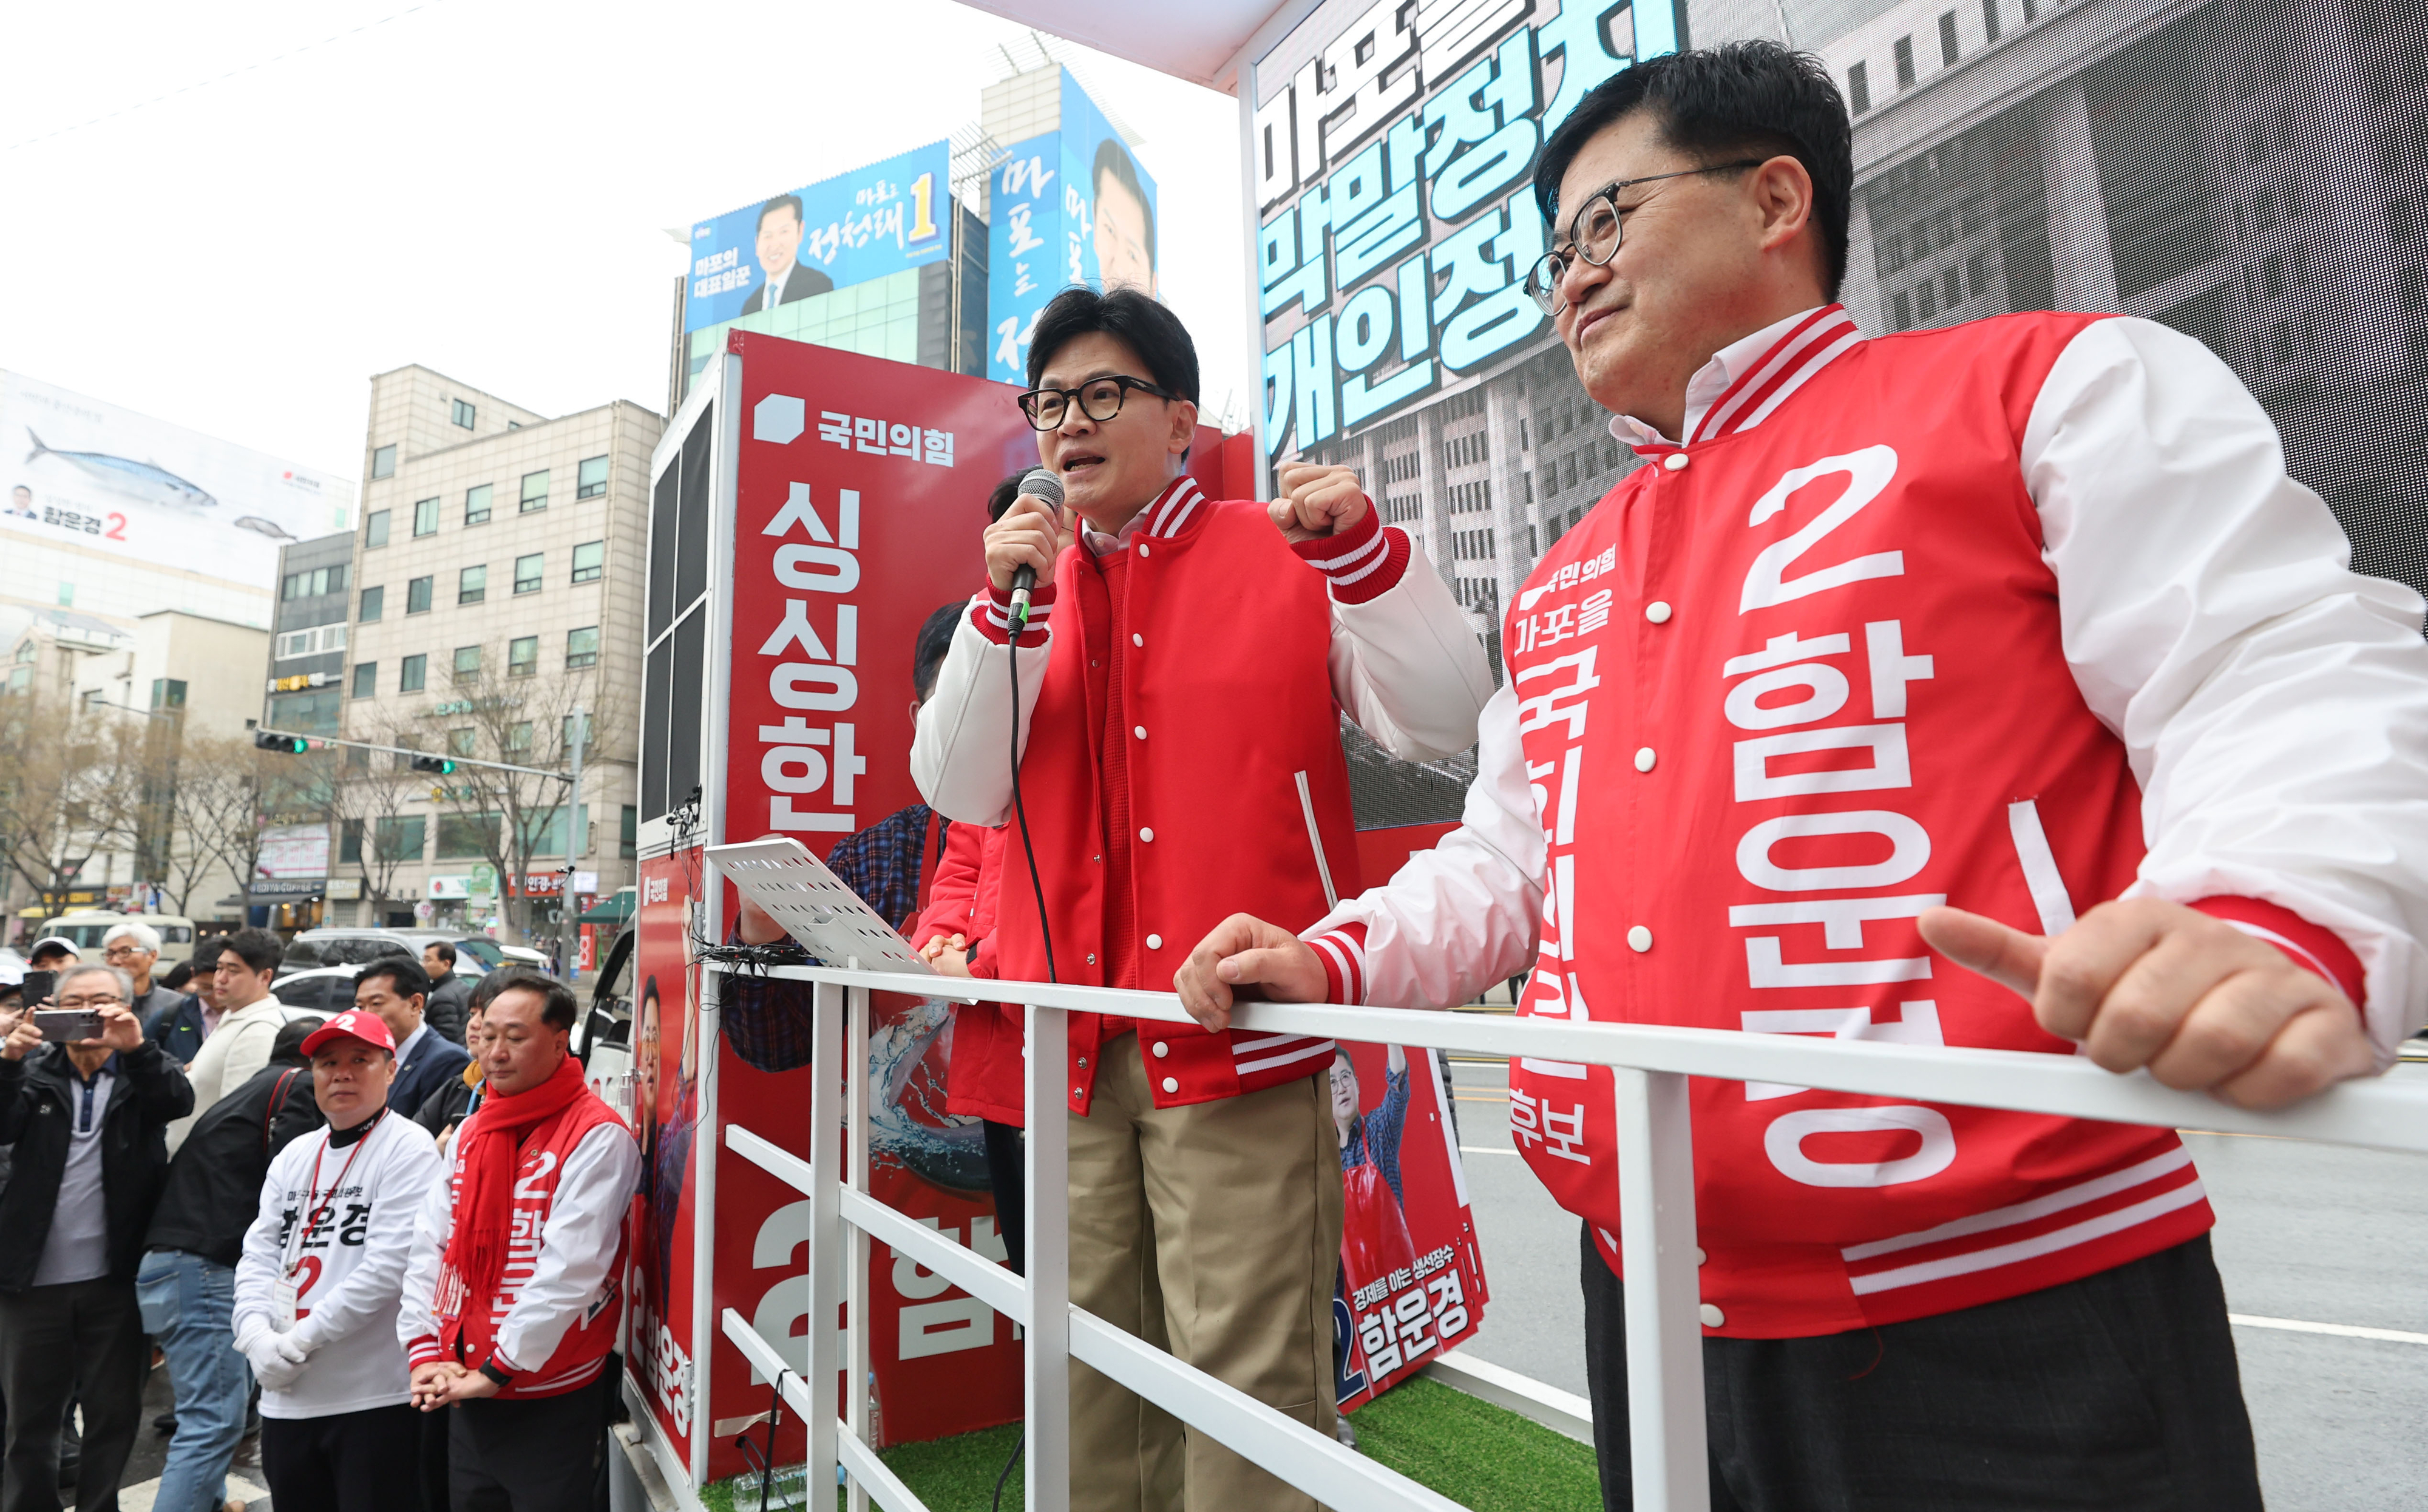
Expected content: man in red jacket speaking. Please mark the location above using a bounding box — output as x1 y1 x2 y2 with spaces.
1178 40 2428 1512
912 285 1493 1509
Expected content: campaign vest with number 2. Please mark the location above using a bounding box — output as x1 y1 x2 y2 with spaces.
1504 310 2211 1339
436 1094 628 1397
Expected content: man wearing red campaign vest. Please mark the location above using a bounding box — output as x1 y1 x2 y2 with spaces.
1177 42 2428 1512
398 975 638 1512
913 285 1493 1510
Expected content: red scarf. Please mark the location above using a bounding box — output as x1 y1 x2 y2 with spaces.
441 1053 587 1318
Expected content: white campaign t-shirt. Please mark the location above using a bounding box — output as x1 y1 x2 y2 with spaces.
234 1110 444 1417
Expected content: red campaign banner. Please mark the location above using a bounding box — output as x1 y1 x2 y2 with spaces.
627 853 705 1468
1332 1040 1491 1412
708 331 1039 1471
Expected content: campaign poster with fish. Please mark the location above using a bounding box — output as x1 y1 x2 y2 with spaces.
0 370 353 582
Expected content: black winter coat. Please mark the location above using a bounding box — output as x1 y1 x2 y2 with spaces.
0 1040 194 1291
423 971 472 1045
144 1058 326 1267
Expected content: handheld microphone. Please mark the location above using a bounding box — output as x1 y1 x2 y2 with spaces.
1008 467 1063 636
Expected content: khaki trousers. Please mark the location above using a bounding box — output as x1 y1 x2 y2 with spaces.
1066 1033 1345 1512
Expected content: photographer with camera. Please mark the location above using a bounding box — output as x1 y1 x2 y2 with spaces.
0 964 195 1510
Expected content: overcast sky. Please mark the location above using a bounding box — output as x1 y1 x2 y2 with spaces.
0 0 1250 484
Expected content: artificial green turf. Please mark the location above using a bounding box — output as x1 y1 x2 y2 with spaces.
700 1374 1600 1510
1348 1376 1602 1511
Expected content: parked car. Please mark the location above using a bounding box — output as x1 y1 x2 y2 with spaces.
267 964 365 1017
281 927 484 975
451 937 549 972
37 912 200 952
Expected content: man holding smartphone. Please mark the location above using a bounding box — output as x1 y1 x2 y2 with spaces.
0 965 195 1509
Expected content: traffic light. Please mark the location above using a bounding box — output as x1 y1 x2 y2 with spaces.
253 730 309 754
409 754 458 775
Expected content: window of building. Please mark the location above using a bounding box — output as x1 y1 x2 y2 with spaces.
376 815 426 861
266 688 342 735
371 444 396 479
413 498 439 537
55 581 72 607
448 726 478 756
518 805 568 856
458 564 486 605
351 661 377 698
1894 35 1916 87
435 810 498 859
399 653 426 692
345 744 370 773
339 818 365 864
514 553 543 594
509 636 538 677
1981 0 2001 42
563 710 594 751
452 645 481 683
566 625 599 669
1939 10 1960 64
520 470 549 514
507 721 534 753
150 679 187 710
406 576 433 614
464 483 492 526
453 399 476 429
507 421 521 430
571 540 604 583
1894 289 1914 329
365 510 390 549
1849 60 1871 114
620 804 637 858
577 455 609 498
359 586 384 622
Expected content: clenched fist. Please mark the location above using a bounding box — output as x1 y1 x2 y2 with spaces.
1268 462 1371 543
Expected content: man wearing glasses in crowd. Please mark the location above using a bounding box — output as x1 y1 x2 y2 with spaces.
912 284 1492 1510
0 964 195 1508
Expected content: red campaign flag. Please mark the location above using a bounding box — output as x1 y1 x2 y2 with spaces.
1331 1040 1492 1413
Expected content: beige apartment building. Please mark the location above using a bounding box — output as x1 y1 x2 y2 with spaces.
337 365 661 939
2 608 269 939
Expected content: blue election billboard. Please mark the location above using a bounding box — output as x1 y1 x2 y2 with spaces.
1252 0 1683 454
987 72 1160 384
686 140 952 334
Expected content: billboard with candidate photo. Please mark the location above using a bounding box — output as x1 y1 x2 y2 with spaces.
683 141 955 335
986 70 1161 384
0 370 354 586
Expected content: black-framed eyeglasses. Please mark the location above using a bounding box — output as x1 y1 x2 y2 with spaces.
1523 159 1769 315
1017 374 1177 431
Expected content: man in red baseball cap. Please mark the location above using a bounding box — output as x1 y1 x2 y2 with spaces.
234 1007 443 1511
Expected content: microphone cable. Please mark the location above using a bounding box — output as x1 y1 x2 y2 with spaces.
1007 597 1057 986
996 600 1051 1512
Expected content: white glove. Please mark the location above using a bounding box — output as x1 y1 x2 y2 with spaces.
277 1334 311 1366
239 1326 306 1391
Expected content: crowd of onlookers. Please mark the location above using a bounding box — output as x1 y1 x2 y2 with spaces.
0 924 637 1512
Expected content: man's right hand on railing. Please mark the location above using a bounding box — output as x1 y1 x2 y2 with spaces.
1175 914 1329 1032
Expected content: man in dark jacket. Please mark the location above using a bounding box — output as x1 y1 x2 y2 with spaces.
138 1017 327 1512
143 937 225 1068
420 942 472 1045
356 958 470 1116
0 963 195 1511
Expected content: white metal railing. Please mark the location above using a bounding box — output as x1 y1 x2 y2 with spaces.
711 958 2428 1512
